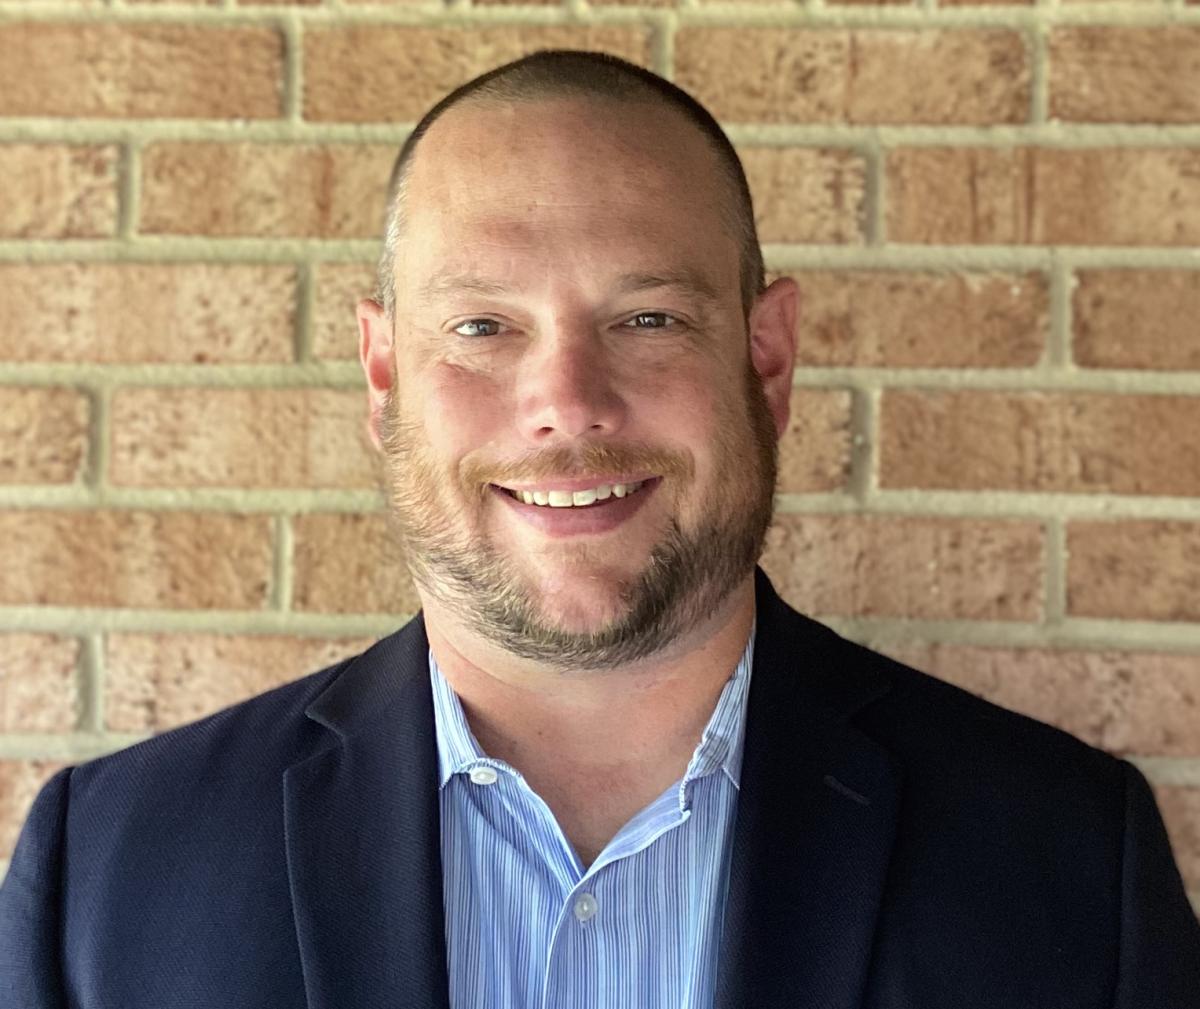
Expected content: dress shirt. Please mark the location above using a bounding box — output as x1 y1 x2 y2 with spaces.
429 624 755 1009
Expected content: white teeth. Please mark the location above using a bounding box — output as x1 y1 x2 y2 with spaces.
507 480 647 508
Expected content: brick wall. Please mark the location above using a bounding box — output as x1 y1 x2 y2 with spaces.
0 0 1197 915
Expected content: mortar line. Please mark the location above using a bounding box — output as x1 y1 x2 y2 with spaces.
81 632 104 734
652 10 676 78
848 384 878 504
1047 252 1072 368
294 261 316 363
1043 515 1066 625
1028 19 1049 126
271 514 295 612
4 4 1200 27
90 385 112 496
283 12 303 124
116 142 139 241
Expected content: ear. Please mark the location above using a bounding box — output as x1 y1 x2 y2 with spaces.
356 298 395 451
747 277 799 438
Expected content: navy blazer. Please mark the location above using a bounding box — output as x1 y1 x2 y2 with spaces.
2 568 1198 1007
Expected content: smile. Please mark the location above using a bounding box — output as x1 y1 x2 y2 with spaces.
496 480 650 508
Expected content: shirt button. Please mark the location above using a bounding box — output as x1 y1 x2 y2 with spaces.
573 893 598 923
468 767 498 786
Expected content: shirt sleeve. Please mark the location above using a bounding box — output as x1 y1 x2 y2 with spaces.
1112 759 1200 1007
0 766 72 1009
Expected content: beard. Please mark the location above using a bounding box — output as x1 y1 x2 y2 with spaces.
378 357 779 672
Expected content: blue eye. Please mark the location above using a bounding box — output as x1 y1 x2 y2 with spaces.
454 319 502 338
628 312 677 329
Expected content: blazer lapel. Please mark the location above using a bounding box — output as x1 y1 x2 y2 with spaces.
283 616 451 1009
716 569 902 1009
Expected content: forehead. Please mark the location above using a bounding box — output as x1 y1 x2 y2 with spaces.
397 96 739 291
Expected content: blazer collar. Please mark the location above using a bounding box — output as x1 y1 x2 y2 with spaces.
283 616 451 1009
714 568 902 1009
284 567 900 1009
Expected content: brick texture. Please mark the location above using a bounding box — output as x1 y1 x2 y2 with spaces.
313 262 375 360
293 513 421 614
1157 787 1200 890
0 511 273 610
0 23 283 119
140 143 395 238
880 391 1200 496
1073 271 1200 371
105 633 374 732
0 635 80 732
110 388 375 489
881 643 1200 757
761 515 1044 621
788 271 1047 368
0 388 89 485
0 144 118 238
778 389 853 494
1068 521 1200 623
303 27 651 122
0 761 67 860
0 263 296 364
742 148 866 244
675 29 1028 125
887 148 1200 245
1049 28 1200 125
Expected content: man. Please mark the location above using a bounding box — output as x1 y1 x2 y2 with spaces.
2 50 1198 1008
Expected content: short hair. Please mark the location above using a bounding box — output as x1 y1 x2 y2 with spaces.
374 49 765 320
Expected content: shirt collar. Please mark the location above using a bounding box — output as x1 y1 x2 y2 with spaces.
429 621 756 794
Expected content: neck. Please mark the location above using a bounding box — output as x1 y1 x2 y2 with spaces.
422 576 756 783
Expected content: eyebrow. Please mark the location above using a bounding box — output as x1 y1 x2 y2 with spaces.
417 268 722 307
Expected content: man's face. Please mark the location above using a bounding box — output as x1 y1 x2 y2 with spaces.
361 97 796 670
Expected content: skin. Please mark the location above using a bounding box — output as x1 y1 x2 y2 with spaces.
357 96 798 866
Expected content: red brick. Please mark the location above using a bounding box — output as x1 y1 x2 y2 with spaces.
110 388 375 490
292 513 420 614
1068 521 1200 622
105 633 374 732
887 147 1200 246
761 514 1043 621
742 148 866 244
0 634 80 732
778 389 854 493
303 27 650 122
880 390 1200 496
789 271 1046 367
882 643 1200 757
312 262 376 361
1050 28 1200 124
0 23 282 118
0 144 118 238
1157 786 1200 890
0 388 88 485
0 760 68 860
1073 270 1200 371
0 263 295 364
0 510 272 610
675 29 1028 125
140 143 394 238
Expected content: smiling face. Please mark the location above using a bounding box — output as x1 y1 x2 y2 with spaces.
359 96 797 670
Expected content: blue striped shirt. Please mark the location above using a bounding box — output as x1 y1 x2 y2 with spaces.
429 626 755 1009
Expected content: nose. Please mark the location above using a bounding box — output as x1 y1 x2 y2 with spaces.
515 324 627 442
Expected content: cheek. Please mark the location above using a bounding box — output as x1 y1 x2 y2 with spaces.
421 363 509 454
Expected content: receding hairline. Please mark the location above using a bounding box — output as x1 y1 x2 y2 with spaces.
375 51 765 319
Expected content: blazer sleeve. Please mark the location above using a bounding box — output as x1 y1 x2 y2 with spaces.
0 766 72 1009
1112 760 1200 1007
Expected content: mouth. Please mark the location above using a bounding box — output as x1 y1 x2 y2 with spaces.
492 477 655 509
488 476 661 536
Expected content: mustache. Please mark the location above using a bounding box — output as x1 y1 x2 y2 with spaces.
460 442 694 493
